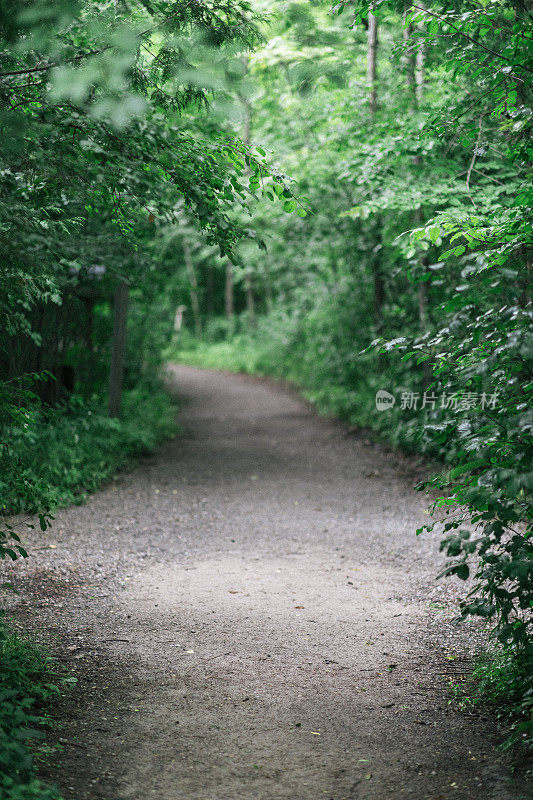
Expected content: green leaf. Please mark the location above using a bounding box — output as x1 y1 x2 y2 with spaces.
449 459 487 480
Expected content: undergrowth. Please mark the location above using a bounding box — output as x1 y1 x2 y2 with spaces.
0 382 177 517
0 615 73 799
450 646 532 752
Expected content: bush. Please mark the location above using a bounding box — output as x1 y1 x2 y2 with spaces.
450 644 532 750
0 616 72 800
0 378 177 561
166 328 267 374
0 383 177 518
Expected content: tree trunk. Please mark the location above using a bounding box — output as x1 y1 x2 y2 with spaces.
108 279 129 418
265 278 273 312
183 239 202 338
367 12 384 332
206 261 214 319
405 5 430 334
241 56 252 146
520 258 532 308
238 56 256 329
367 11 378 115
245 272 256 329
415 3 426 105
417 273 428 329
403 13 417 107
412 9 430 335
373 251 385 335
408 11 431 384
225 261 234 324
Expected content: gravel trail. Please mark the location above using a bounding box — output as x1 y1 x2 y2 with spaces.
3 365 527 800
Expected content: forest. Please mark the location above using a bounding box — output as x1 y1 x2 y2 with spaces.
0 1 531 798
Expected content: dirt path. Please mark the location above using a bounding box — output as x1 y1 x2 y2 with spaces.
4 366 526 799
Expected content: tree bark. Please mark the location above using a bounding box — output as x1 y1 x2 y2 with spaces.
367 11 378 115
412 7 430 335
108 279 129 418
241 56 252 146
367 11 384 332
225 261 234 324
183 239 202 338
415 3 426 106
373 252 385 335
245 272 256 329
404 4 430 333
239 56 256 330
403 13 417 107
264 278 273 312
407 9 431 385
206 260 215 319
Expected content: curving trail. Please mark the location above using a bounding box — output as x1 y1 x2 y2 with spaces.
6 366 525 799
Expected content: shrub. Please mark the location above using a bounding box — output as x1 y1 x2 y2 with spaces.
0 379 177 560
0 616 72 800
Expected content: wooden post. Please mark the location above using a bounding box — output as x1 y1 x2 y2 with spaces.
108 279 129 418
174 305 187 331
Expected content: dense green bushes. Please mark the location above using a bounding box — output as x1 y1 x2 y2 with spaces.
451 645 532 750
0 616 72 800
0 379 177 561
1 385 176 518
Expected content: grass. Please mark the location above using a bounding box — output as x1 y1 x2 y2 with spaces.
167 335 268 375
0 615 74 799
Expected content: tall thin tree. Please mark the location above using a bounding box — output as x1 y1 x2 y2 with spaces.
367 8 384 333
183 240 202 339
239 56 257 329
367 11 378 115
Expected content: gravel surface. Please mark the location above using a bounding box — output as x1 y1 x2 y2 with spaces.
2 365 528 800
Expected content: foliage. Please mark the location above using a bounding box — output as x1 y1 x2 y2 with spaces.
0 615 72 800
1 381 176 522
450 644 532 749
357 0 532 729
167 327 267 373
0 376 54 562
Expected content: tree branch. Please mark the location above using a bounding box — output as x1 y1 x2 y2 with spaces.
409 5 533 73
0 48 110 79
